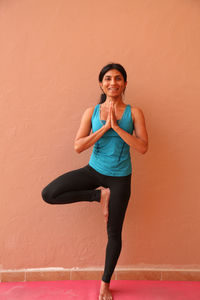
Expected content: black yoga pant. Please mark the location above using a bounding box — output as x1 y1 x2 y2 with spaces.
41 164 131 283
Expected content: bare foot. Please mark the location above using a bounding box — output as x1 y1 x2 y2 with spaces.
99 281 113 300
100 188 110 223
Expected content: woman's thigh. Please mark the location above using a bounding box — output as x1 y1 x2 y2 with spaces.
41 165 101 200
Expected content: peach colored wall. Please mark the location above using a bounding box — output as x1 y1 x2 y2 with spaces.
1 0 200 271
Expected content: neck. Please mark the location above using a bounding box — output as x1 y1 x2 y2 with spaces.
104 95 123 107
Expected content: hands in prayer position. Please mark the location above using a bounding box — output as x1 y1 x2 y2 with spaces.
104 101 118 132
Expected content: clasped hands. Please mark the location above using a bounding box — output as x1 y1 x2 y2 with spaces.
104 101 119 131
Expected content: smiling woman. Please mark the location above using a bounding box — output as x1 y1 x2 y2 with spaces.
41 62 148 300
101 71 126 97
98 63 127 104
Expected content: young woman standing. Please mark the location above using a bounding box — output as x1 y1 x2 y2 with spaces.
41 63 148 300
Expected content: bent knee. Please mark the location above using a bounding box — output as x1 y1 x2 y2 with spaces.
41 187 55 205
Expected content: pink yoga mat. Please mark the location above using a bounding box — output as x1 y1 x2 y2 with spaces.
0 280 200 299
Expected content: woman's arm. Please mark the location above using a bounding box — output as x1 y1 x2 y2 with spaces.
111 106 148 154
74 106 111 153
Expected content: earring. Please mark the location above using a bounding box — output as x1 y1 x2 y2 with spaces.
122 90 126 100
100 87 105 94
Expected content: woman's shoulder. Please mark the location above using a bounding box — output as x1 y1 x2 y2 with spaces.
83 105 98 118
128 105 145 122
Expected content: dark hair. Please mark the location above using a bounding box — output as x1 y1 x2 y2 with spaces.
98 63 127 104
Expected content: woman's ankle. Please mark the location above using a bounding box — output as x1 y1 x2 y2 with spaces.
100 280 110 289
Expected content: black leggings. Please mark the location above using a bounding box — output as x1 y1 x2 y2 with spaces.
41 164 131 283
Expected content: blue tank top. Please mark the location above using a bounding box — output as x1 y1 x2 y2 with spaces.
89 104 134 176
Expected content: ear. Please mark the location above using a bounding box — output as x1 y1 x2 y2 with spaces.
99 82 104 93
123 81 127 93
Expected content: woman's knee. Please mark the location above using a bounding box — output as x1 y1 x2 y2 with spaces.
41 186 55 204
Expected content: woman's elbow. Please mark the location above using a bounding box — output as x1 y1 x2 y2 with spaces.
141 143 148 154
74 142 82 153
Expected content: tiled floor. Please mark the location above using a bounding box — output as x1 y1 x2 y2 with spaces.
0 280 200 300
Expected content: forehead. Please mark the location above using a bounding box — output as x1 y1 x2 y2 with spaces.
103 69 123 78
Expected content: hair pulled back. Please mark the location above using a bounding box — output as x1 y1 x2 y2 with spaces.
98 63 127 104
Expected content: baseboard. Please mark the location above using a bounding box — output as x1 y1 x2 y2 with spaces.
1 267 200 283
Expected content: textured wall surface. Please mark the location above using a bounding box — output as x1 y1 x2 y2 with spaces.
0 0 200 271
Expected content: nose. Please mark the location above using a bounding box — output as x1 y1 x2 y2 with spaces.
110 78 117 85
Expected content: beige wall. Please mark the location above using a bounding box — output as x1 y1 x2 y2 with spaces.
1 0 200 272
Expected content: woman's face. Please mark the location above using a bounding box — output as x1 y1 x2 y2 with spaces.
100 69 127 98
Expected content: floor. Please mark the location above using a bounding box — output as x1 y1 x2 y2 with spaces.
0 280 200 300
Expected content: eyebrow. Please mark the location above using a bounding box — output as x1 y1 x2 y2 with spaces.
104 75 122 78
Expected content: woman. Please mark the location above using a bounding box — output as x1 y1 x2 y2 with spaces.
41 63 148 300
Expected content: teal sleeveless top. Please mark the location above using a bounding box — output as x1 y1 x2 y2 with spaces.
89 104 134 176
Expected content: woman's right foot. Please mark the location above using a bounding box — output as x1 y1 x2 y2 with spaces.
100 188 110 223
99 281 113 300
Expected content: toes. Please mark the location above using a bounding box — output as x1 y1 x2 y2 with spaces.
99 296 112 300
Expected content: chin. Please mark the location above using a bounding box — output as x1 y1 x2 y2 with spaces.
109 93 120 97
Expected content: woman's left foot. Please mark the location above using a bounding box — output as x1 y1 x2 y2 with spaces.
99 281 113 300
100 188 110 223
